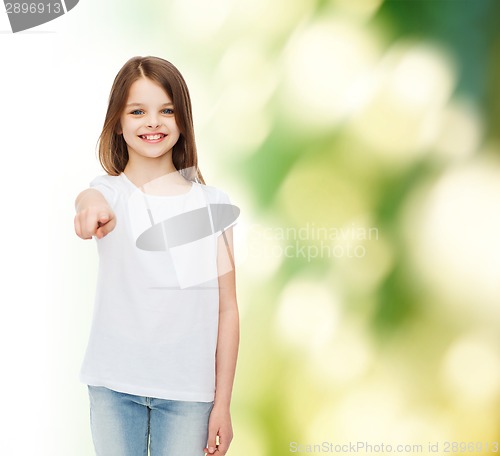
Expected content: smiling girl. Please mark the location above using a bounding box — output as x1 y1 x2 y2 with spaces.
74 56 239 456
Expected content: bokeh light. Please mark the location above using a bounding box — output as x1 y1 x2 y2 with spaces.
283 17 381 131
405 157 500 320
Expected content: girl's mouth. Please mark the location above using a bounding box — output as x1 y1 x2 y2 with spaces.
139 134 166 142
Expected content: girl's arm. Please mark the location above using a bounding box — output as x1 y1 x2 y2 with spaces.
205 226 239 455
74 189 116 240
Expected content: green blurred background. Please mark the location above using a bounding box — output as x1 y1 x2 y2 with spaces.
230 1 500 453
45 0 500 453
192 0 500 452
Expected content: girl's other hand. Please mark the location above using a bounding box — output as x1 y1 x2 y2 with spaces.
204 405 233 455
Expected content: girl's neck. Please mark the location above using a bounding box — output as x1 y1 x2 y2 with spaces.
123 154 178 188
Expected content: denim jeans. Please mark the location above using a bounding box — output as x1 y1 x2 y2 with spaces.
88 385 214 456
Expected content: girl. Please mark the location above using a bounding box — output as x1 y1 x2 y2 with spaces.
74 56 239 456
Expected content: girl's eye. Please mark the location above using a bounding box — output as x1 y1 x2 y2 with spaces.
131 109 144 115
162 108 174 115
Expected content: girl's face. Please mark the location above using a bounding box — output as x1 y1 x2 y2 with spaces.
119 77 181 165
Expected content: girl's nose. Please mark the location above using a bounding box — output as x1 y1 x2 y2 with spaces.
147 115 160 128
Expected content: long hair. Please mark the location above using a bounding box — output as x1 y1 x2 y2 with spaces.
98 56 205 183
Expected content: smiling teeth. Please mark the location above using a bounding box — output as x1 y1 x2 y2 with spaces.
141 134 164 140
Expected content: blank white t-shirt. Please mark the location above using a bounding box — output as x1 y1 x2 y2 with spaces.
79 173 235 402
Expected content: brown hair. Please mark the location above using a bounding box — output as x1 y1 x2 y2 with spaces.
97 56 205 183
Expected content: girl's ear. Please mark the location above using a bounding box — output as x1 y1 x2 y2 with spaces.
116 123 122 135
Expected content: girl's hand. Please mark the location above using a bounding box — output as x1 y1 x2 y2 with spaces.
75 206 116 240
204 405 233 455
74 189 116 240
75 208 116 240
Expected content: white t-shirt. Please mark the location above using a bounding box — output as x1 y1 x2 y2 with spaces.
79 173 236 402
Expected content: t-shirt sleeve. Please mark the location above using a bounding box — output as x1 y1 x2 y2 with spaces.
215 189 239 235
89 175 118 208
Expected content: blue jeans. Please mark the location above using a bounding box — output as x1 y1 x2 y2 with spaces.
88 386 214 456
